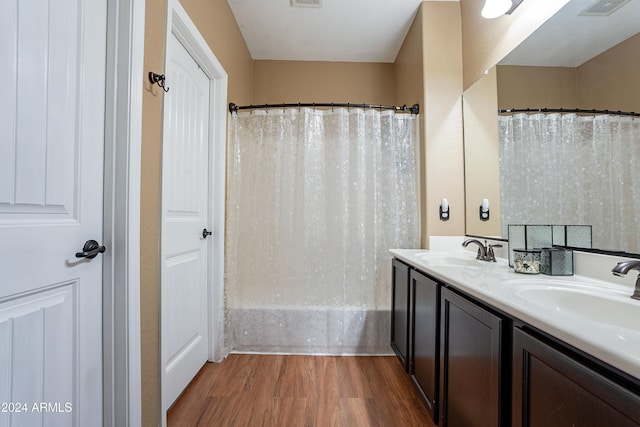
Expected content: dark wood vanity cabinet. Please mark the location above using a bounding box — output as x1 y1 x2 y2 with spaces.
409 269 440 420
439 287 508 427
391 258 411 370
512 327 640 427
390 257 640 427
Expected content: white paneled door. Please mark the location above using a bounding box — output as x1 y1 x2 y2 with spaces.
161 32 211 411
0 0 106 426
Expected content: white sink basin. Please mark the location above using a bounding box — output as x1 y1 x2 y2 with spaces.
512 284 639 330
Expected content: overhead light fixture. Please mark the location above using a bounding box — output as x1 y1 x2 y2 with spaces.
506 0 525 15
481 0 513 19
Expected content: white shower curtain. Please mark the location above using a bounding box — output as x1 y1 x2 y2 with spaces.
499 113 640 252
226 107 420 354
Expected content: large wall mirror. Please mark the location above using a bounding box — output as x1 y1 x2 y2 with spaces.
463 0 640 254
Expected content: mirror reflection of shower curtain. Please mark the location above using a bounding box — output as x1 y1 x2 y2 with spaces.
226 108 420 354
499 113 640 252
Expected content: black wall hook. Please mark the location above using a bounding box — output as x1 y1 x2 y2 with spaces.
149 72 169 92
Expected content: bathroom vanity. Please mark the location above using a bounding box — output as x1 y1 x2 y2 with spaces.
390 249 640 427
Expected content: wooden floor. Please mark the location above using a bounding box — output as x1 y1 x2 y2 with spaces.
167 354 435 427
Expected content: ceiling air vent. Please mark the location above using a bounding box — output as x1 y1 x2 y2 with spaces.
291 0 322 8
579 0 631 16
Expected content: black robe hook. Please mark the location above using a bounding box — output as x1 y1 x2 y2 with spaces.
149 72 169 92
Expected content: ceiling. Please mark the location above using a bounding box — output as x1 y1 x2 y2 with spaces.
227 0 640 66
500 0 640 67
226 0 426 63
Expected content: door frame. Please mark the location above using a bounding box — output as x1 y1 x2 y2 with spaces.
159 0 228 420
103 0 145 425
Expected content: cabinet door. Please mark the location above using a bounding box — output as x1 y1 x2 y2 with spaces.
410 269 440 421
391 258 411 370
513 327 640 427
439 287 505 427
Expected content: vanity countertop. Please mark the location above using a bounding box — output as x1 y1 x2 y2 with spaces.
390 248 640 380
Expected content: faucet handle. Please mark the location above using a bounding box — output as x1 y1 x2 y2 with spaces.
487 244 503 262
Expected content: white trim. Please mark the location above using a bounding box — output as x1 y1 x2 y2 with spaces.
161 1 227 424
125 0 144 423
103 0 144 425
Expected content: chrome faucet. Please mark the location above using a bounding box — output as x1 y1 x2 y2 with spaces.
462 239 487 259
462 239 502 262
611 260 640 300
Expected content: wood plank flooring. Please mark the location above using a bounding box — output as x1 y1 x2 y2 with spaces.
167 354 435 427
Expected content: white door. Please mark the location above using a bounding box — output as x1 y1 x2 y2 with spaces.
161 33 211 411
0 1 106 426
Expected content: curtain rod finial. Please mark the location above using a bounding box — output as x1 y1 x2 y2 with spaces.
229 103 238 114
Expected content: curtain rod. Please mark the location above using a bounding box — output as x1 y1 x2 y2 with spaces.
499 108 640 117
229 102 420 115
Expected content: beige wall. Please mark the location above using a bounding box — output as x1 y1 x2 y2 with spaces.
494 31 640 113
253 61 395 105
140 2 166 425
422 1 465 242
460 0 569 90
180 0 254 106
497 66 578 109
395 1 466 247
463 67 501 236
394 7 423 111
577 32 640 112
140 0 253 425
395 3 427 246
